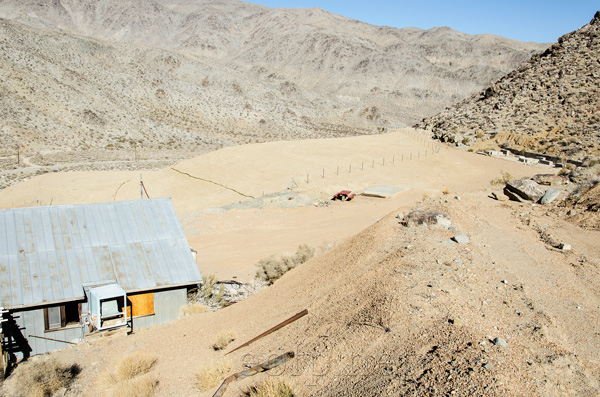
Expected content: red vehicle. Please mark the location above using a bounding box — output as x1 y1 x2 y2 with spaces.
332 190 356 201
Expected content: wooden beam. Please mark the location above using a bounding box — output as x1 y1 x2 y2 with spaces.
226 309 308 355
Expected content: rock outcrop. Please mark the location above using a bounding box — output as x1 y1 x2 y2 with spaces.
416 12 600 162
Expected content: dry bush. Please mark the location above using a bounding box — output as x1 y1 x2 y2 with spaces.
255 244 315 285
119 373 159 397
212 330 236 351
1 357 80 397
180 302 207 317
100 353 159 397
490 171 513 186
196 361 231 392
188 274 225 310
244 378 299 397
115 353 158 381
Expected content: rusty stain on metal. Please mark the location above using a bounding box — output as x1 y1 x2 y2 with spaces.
213 351 295 397
0 199 202 309
226 309 308 355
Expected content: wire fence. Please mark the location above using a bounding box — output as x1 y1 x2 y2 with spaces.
284 129 442 191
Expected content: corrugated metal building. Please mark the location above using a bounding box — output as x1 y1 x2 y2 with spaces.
0 198 202 358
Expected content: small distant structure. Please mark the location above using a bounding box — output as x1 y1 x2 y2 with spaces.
331 190 355 201
0 198 202 366
362 186 409 198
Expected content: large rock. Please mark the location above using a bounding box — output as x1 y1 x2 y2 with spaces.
532 174 564 186
540 188 561 204
404 210 452 228
505 179 546 202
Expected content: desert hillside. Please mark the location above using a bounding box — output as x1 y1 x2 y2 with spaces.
0 0 547 187
0 128 550 281
417 12 600 163
2 133 599 396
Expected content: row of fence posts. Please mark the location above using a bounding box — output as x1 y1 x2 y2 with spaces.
287 131 442 189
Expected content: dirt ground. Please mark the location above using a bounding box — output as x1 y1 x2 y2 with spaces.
2 130 599 396
0 129 550 281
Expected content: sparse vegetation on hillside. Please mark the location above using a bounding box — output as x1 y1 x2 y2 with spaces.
196 361 232 392
103 353 159 397
212 330 236 351
255 244 315 284
490 171 514 186
0 358 80 397
188 274 225 311
244 378 299 397
417 12 600 161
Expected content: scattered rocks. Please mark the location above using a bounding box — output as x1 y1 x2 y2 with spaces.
532 174 564 186
403 210 452 229
452 234 470 244
491 192 509 201
493 337 508 347
505 179 546 202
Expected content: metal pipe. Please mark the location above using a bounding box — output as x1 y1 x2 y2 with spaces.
28 334 78 345
226 309 308 355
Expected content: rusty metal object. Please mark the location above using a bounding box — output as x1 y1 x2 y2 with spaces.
28 334 78 345
213 351 295 397
226 309 308 355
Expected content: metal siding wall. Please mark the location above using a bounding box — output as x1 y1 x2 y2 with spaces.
131 289 187 331
16 309 85 356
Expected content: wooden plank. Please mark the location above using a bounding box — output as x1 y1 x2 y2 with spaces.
124 293 155 318
226 309 308 355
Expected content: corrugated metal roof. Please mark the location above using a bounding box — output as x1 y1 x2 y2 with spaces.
0 198 202 309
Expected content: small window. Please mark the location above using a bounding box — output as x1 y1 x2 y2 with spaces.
44 302 81 331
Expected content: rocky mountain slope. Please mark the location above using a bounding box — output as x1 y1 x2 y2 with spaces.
0 0 546 163
416 12 600 163
0 18 363 156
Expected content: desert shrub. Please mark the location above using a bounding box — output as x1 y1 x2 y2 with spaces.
196 361 231 392
212 330 236 351
188 274 225 310
1 358 80 397
119 373 159 397
180 302 207 317
490 171 513 186
115 353 158 381
102 353 159 397
255 244 315 284
244 378 299 397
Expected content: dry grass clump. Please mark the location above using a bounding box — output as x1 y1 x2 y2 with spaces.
180 301 207 317
1 357 80 397
188 274 225 311
118 373 159 397
196 360 232 392
490 171 513 185
102 353 159 397
244 378 299 397
115 353 158 381
255 244 314 285
212 330 236 350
